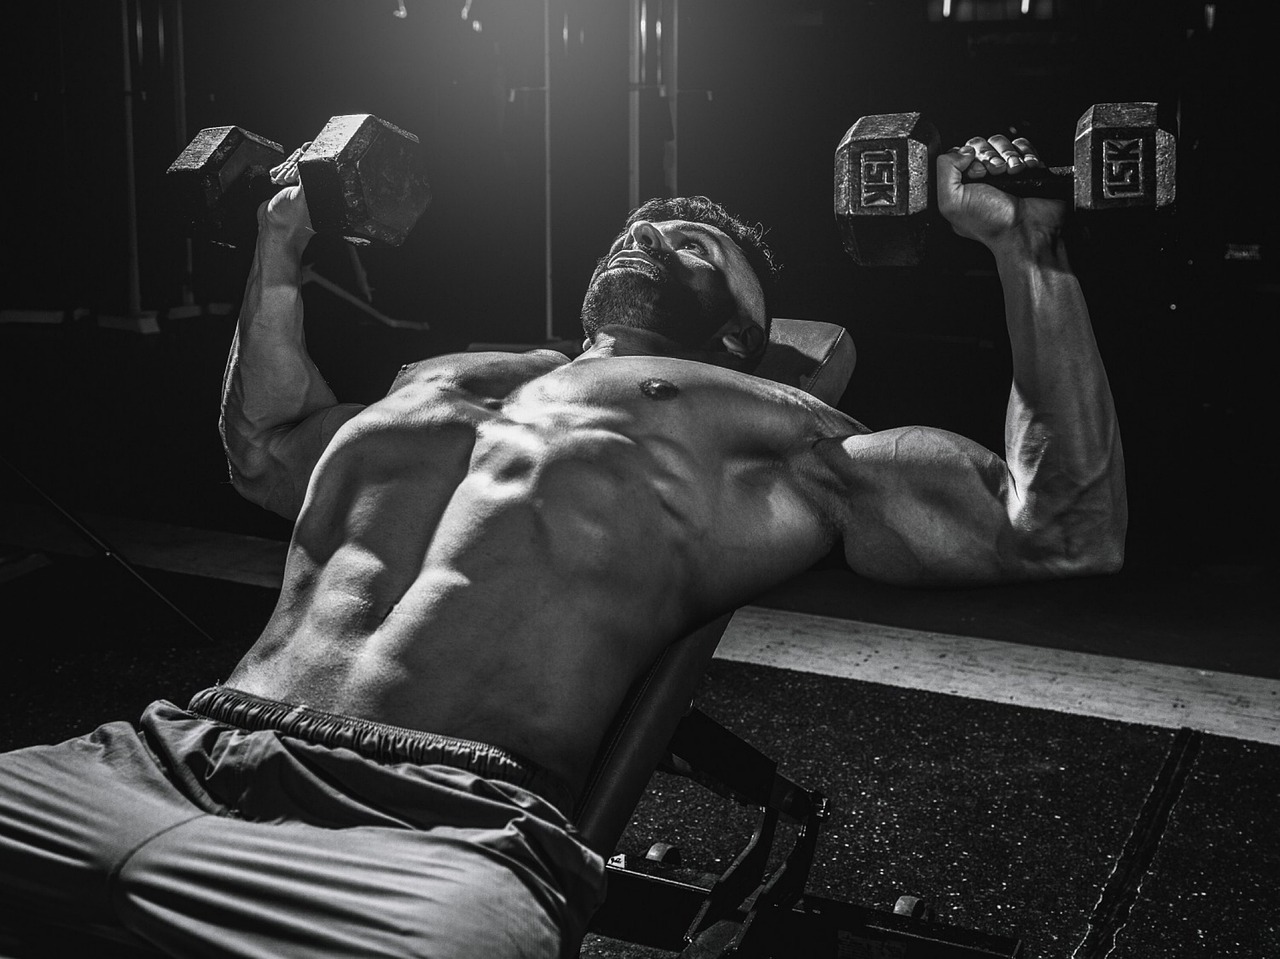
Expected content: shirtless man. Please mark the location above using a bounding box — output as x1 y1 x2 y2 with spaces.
0 132 1124 958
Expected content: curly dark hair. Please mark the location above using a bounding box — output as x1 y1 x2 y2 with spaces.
624 196 780 325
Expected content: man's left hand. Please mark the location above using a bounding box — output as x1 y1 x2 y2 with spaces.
937 135 1067 254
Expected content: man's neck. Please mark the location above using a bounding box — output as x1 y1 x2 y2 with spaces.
579 326 721 364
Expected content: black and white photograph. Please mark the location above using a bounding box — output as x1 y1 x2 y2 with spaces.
0 2 1275 956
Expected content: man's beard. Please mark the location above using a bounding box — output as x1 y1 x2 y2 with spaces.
580 259 731 349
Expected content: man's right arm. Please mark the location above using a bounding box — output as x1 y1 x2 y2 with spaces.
219 183 363 520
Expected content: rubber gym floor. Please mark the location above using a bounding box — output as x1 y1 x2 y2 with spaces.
1 319 1277 957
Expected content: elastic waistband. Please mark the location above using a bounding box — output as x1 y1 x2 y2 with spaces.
187 686 574 814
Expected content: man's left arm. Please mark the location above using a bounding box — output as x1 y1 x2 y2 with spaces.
828 133 1126 586
949 134 1127 576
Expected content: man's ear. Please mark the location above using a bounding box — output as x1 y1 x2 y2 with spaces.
719 321 766 360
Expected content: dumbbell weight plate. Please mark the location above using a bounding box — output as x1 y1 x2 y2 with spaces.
1074 102 1176 211
833 112 939 268
167 126 286 246
299 114 432 247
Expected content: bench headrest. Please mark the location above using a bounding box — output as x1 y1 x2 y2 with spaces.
755 318 856 406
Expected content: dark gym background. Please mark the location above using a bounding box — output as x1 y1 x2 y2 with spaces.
2 0 1275 570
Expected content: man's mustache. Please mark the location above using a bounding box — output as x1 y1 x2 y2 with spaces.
593 247 671 283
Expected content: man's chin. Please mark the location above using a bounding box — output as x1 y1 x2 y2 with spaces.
582 272 665 332
581 269 726 347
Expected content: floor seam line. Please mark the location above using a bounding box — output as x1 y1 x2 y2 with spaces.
1070 726 1202 959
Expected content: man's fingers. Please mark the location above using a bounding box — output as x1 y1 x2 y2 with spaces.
952 140 994 178
960 133 1048 176
939 129 1043 199
938 144 982 192
1011 137 1044 169
269 143 312 187
943 143 978 170
963 136 1002 170
985 135 1023 170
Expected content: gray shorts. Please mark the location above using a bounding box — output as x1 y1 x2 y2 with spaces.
0 688 606 958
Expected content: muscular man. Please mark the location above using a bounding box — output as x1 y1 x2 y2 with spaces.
0 132 1124 958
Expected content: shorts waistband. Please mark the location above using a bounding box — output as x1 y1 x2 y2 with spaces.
187 686 574 814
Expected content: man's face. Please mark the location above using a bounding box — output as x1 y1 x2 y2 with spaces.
580 219 767 352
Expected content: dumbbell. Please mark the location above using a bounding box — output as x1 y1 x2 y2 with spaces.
834 102 1176 267
167 114 431 248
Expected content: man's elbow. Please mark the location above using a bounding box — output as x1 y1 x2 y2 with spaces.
1077 490 1128 576
1042 526 1126 579
1029 480 1127 579
225 449 300 520
1076 538 1125 576
226 457 269 506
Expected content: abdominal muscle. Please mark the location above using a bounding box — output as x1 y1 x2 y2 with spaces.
226 357 837 793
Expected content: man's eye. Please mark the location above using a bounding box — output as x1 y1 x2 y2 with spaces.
679 239 706 253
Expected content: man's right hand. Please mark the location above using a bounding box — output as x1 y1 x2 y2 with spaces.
258 144 316 244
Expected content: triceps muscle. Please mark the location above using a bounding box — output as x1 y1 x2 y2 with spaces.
826 426 1043 586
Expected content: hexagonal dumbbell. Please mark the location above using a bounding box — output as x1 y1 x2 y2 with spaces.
168 114 431 248
833 102 1176 267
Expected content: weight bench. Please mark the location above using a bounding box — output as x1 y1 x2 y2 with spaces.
0 321 1022 958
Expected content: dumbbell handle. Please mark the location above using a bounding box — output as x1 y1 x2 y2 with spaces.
963 164 1075 201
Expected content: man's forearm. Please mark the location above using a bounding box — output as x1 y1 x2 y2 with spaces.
994 231 1127 573
220 226 336 499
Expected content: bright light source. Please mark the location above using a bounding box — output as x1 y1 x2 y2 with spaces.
640 0 648 61
472 19 482 32
942 0 952 17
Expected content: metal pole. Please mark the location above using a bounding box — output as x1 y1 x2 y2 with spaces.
666 0 679 197
628 0 641 209
544 0 554 340
170 0 198 312
119 0 143 320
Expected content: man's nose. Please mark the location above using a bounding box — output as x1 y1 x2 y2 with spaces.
626 221 670 255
